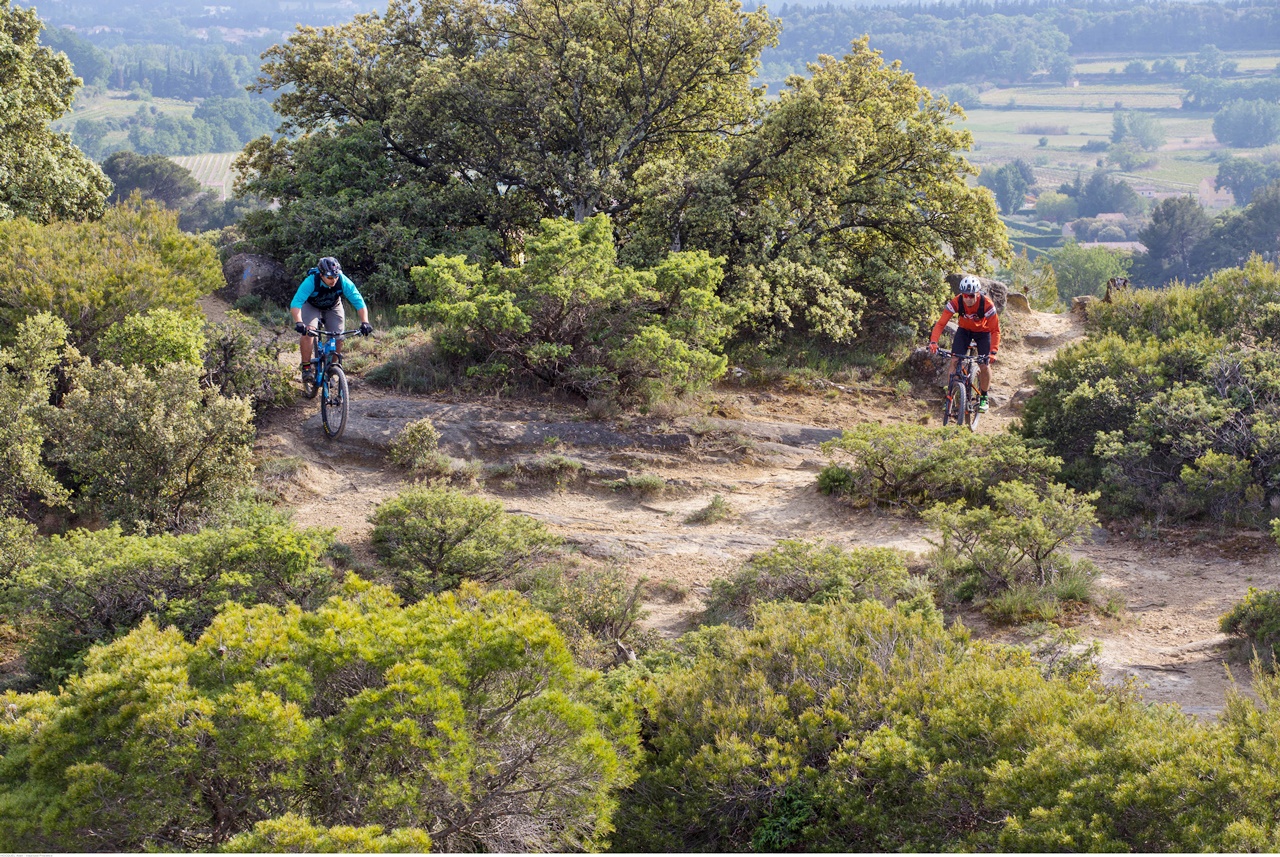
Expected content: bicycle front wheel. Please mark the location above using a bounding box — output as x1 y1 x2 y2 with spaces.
944 381 966 427
321 365 349 439
967 390 982 432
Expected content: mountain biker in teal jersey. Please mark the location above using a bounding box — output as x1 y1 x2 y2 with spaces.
289 256 371 375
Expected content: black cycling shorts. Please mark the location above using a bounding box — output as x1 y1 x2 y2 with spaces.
951 328 992 357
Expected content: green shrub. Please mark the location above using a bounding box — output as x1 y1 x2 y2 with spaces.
202 311 296 418
0 522 337 686
702 539 926 627
0 313 73 518
615 599 1280 852
0 197 219 350
924 480 1102 618
1222 587 1280 667
818 424 1061 513
686 494 733 524
0 580 637 851
51 360 255 533
99 308 205 369
388 418 448 475
485 454 585 490
403 215 733 406
1021 260 1280 523
611 473 666 497
369 486 561 600
222 813 431 853
516 561 650 669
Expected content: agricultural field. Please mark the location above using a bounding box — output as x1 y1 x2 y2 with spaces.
957 75 1225 200
57 89 198 126
170 152 239 200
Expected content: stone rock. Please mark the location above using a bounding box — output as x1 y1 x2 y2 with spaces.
1005 387 1038 412
1004 292 1032 313
1071 295 1096 317
1023 331 1058 348
222 253 295 306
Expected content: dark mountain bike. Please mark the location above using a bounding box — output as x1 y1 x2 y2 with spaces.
301 325 361 439
935 344 990 432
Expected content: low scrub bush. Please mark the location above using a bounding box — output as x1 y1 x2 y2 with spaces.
0 314 72 518
610 473 667 497
615 598 1280 852
925 480 1102 618
701 540 929 627
52 360 256 533
369 486 561 600
202 311 295 418
686 494 733 524
516 561 651 669
100 308 205 370
0 579 637 851
818 424 1061 512
1221 587 1280 667
0 522 337 686
0 197 219 351
1020 260 1280 524
403 215 733 406
388 418 450 476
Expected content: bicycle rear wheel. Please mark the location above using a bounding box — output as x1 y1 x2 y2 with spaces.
321 365 349 439
943 381 966 427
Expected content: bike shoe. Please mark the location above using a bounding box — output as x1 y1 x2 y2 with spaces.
977 394 989 412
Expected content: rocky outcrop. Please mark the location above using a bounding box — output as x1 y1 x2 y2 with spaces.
221 253 295 306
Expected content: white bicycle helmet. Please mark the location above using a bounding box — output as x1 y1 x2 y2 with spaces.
957 275 982 295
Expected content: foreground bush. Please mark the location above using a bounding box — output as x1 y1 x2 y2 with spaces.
370 486 561 600
0 314 72 518
0 197 219 350
404 215 733 405
0 522 337 686
614 599 1280 851
1222 587 1280 668
0 579 638 851
99 307 205 370
924 480 1103 621
52 360 255 532
1021 259 1280 523
701 539 926 627
818 423 1061 512
201 311 296 418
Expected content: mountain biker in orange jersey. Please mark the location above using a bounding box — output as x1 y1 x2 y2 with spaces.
927 275 1000 412
289 256 371 377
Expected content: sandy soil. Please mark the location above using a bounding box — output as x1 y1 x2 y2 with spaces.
249 296 1279 719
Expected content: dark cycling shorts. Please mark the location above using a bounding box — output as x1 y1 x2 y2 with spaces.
951 328 991 357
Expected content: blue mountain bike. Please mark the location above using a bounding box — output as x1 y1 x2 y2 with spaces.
301 325 361 439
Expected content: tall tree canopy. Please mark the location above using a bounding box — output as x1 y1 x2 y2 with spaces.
0 0 110 222
241 0 1006 343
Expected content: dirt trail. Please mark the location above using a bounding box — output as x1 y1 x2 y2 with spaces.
247 297 1280 718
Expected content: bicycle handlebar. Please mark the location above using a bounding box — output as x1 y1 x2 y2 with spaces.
934 348 992 364
304 327 366 338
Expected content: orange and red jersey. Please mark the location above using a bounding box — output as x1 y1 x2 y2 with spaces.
929 294 1001 352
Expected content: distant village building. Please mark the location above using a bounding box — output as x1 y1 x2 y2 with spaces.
1198 177 1235 209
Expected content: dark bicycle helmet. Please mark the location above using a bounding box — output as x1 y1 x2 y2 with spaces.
317 257 342 278
957 275 982 295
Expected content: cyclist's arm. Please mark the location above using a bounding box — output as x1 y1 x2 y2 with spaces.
340 275 367 311
990 311 1001 354
290 276 317 310
928 303 955 346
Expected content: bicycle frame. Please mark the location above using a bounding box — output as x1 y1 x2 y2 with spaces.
936 345 990 430
303 325 363 439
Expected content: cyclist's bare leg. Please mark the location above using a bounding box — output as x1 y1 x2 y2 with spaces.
300 335 314 366
978 362 991 392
